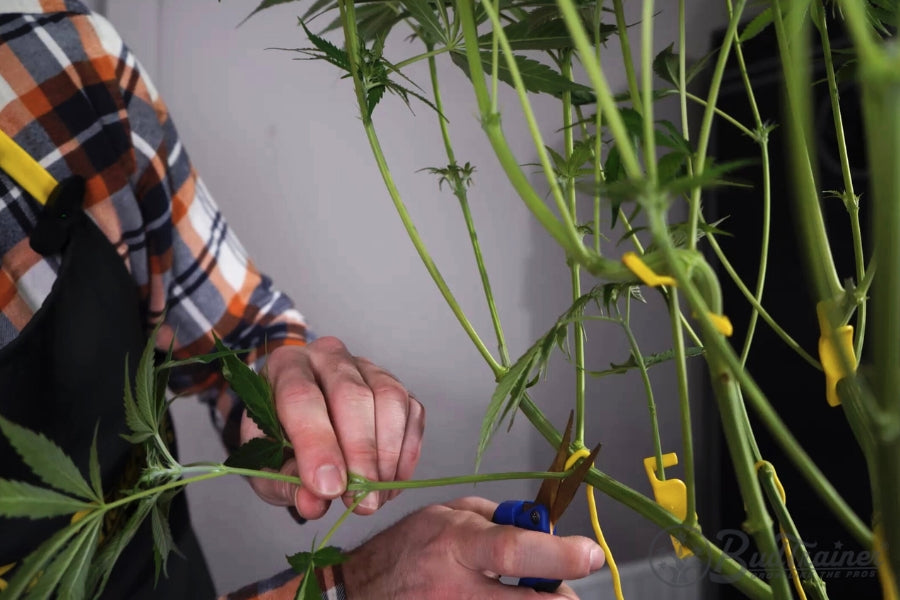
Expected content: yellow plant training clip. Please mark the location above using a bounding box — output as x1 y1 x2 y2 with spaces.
816 301 856 407
0 563 14 591
622 252 677 287
707 312 734 337
643 453 693 558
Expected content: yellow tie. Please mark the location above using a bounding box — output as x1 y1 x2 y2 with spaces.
0 128 57 205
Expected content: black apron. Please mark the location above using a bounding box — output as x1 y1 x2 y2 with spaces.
0 176 216 598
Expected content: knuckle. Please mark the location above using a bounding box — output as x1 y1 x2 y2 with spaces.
371 381 408 403
277 381 322 406
332 381 374 406
311 336 347 354
490 530 521 574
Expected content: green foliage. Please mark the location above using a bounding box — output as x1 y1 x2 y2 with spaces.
214 336 283 442
289 20 440 120
0 479 91 519
236 0 302 26
450 51 594 105
287 545 348 600
225 436 286 470
589 346 705 378
0 416 97 502
419 161 477 193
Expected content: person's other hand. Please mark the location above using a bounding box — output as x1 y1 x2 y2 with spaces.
341 496 605 599
241 337 425 519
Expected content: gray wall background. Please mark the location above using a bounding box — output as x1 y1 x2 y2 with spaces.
87 1 728 595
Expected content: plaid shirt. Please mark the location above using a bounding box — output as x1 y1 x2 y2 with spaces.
0 1 342 598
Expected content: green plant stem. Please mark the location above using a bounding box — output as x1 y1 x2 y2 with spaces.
675 90 755 137
516 396 772 600
618 297 664 481
708 350 792 599
813 0 867 357
724 0 773 366
319 494 367 549
556 0 642 178
612 0 641 111
757 462 829 600
856 43 900 589
561 51 587 445
771 0 843 300
477 0 580 244
677 0 689 144
687 0 747 250
592 0 605 256
668 289 696 526
649 208 872 549
456 0 590 264
640 0 656 182
392 45 455 71
427 50 510 366
351 469 568 491
338 0 503 376
706 231 822 371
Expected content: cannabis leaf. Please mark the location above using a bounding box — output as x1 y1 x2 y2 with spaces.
588 347 705 378
214 336 284 443
0 415 97 502
450 51 595 105
225 436 286 470
237 0 302 26
419 162 477 193
653 43 679 86
288 545 347 600
0 479 92 519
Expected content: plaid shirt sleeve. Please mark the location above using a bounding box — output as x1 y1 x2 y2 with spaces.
220 566 347 600
0 1 308 449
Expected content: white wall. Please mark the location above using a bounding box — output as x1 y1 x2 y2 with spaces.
101 0 727 595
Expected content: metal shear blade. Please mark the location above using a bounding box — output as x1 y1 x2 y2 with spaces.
534 412 601 530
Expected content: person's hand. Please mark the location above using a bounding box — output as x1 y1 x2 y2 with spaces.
341 496 605 599
241 337 425 519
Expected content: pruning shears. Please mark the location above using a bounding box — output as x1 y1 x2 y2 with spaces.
491 413 601 592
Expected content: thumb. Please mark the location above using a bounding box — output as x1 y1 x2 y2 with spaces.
247 457 301 507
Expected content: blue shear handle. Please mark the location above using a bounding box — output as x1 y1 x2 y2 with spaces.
491 500 562 593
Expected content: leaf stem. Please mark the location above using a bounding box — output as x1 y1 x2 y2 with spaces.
338 0 503 376
427 49 510 366
813 0 867 356
612 0 641 111
771 0 843 299
556 0 642 179
561 51 587 445
617 296 664 480
477 0 581 246
640 0 656 182
687 0 747 250
456 0 590 265
668 290 696 526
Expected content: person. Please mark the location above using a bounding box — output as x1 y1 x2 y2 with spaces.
0 2 605 598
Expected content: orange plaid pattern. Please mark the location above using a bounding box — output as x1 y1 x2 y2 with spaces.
0 1 308 442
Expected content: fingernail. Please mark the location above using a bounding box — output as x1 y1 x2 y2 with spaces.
314 465 345 497
361 494 379 512
589 546 605 571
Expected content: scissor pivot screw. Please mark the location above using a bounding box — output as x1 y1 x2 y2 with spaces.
530 510 540 525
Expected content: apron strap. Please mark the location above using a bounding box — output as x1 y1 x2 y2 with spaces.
0 128 58 206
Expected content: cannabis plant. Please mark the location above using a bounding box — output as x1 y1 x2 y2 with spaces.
2 0 899 599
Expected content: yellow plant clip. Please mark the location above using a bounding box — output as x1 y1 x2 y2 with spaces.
622 252 677 287
0 563 14 591
643 453 693 558
566 449 624 600
816 301 856 407
706 312 734 337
